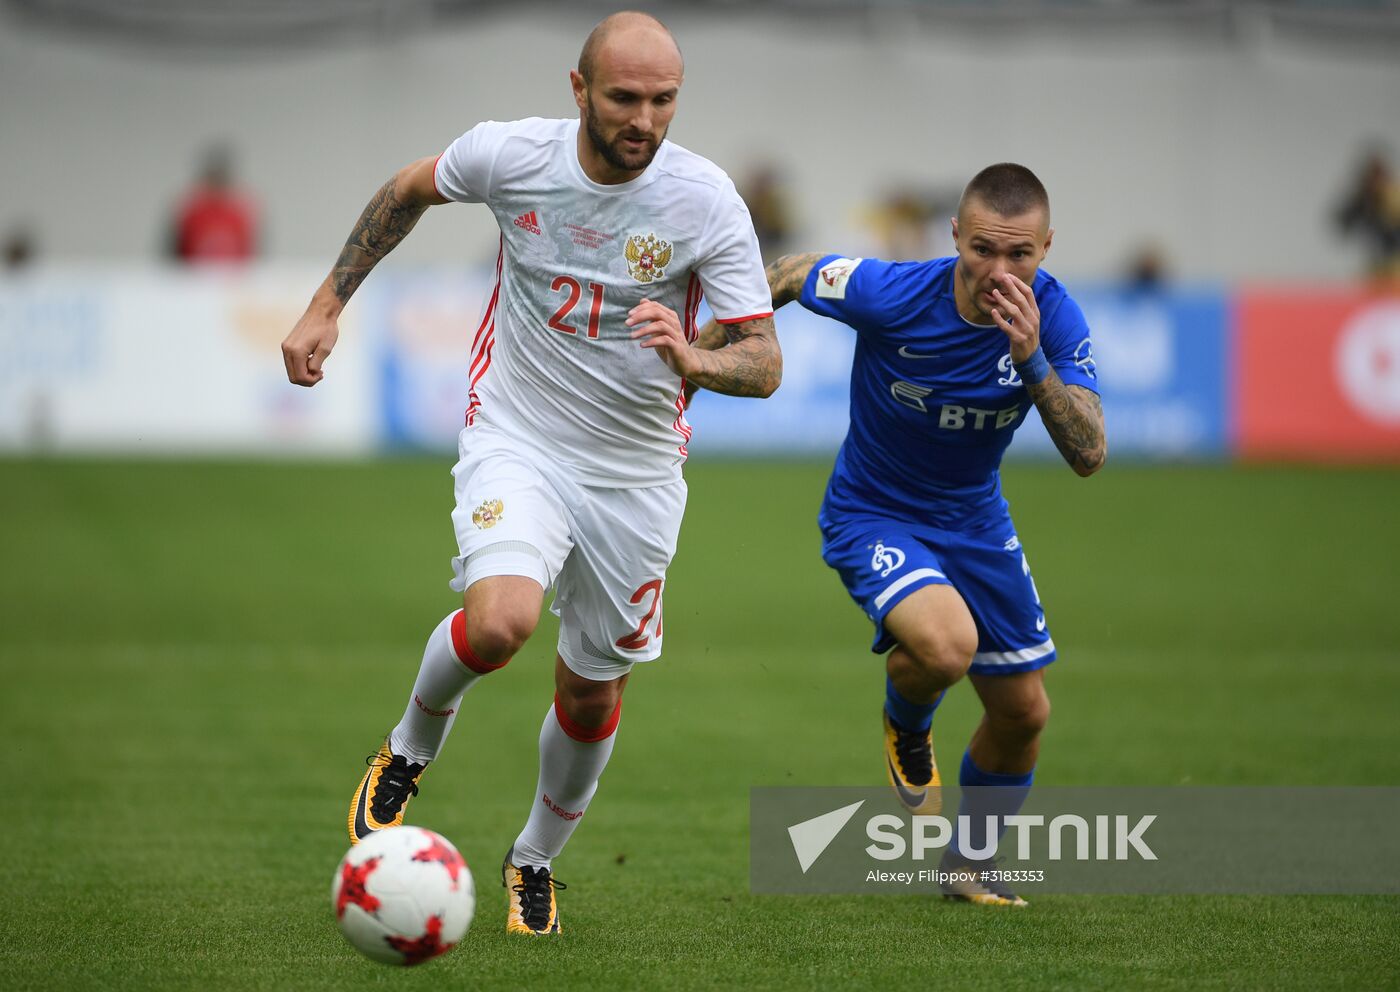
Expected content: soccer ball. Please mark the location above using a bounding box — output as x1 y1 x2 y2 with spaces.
331 826 475 966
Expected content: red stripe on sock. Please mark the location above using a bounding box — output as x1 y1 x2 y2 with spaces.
553 693 621 743
449 610 508 675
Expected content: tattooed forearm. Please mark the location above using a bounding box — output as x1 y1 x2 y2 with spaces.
330 177 429 305
1026 377 1107 477
767 253 826 309
692 253 821 358
685 316 782 397
683 253 823 405
691 317 727 354
682 317 721 406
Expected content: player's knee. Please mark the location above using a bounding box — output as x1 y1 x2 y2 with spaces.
901 622 977 686
902 642 971 687
990 690 1051 740
558 680 622 730
462 608 536 665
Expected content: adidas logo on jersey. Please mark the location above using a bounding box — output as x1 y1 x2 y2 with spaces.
513 210 542 235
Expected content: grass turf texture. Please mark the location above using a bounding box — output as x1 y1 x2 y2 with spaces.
2 457 1397 991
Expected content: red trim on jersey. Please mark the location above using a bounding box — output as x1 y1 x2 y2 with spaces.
670 386 692 457
450 610 508 674
683 273 701 343
553 693 621 743
668 273 702 455
715 311 775 324
464 237 504 425
431 152 446 202
473 338 496 384
465 337 495 427
468 322 494 376
465 333 493 425
469 238 503 369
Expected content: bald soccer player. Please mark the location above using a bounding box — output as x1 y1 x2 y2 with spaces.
282 12 779 935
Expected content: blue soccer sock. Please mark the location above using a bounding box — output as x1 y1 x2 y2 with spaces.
883 676 943 734
951 750 1034 861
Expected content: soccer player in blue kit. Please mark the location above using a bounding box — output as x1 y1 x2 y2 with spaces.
698 164 1104 906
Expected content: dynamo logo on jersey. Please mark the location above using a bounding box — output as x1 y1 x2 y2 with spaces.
997 354 1022 387
870 542 905 578
1074 337 1097 379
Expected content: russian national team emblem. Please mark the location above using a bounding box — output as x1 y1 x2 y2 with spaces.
870 542 905 578
624 233 673 283
471 498 504 530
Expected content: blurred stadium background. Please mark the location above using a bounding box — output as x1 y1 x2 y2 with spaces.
2 0 1400 458
2 2 1398 990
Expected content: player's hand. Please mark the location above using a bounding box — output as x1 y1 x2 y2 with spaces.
281 308 340 387
627 299 698 377
989 273 1041 364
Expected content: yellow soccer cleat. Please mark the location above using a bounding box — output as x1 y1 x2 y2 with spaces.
502 849 566 936
347 738 427 844
883 711 942 816
938 852 1029 908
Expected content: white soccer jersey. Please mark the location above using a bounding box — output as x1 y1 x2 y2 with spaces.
434 117 772 487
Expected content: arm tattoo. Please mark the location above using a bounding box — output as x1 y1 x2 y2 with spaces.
686 316 782 397
767 252 826 309
330 177 428 305
683 252 822 402
1025 377 1107 477
692 252 824 356
691 317 727 354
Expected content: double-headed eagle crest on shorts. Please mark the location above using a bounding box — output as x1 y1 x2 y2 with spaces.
472 498 504 529
624 233 673 283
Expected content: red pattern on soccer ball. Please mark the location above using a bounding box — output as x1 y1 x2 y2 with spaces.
335 856 382 919
412 836 467 890
385 914 456 965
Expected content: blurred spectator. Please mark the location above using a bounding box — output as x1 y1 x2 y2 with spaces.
738 164 795 264
868 185 959 261
1124 243 1169 294
169 144 260 265
3 225 37 270
1334 149 1400 284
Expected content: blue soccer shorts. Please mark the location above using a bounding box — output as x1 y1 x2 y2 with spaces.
820 512 1056 675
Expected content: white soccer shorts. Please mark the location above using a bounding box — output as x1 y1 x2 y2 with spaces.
448 423 687 681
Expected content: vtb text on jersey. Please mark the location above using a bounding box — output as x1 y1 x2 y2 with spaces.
800 254 1098 526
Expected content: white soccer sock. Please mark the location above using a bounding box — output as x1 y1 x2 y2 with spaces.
510 698 620 869
388 611 500 764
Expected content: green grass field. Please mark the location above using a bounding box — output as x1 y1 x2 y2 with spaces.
2 458 1398 991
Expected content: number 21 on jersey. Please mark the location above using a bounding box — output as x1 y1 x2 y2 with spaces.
548 275 605 339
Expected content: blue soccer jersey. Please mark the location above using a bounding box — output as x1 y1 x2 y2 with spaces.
798 254 1098 672
801 254 1097 525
